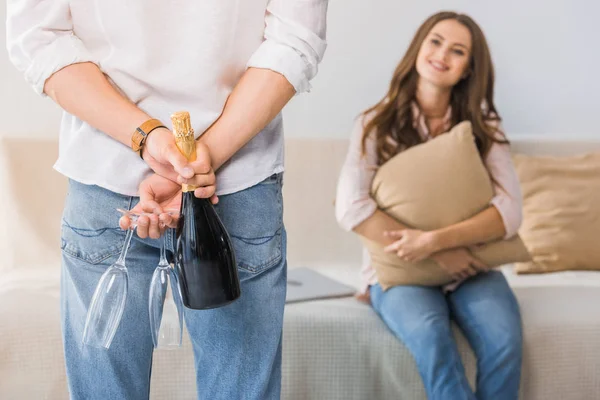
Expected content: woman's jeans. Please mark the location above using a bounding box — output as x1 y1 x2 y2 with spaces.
60 174 286 400
370 270 523 400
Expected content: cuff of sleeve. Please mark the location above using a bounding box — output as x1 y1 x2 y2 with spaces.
246 40 312 94
337 200 378 232
491 196 522 239
24 33 97 96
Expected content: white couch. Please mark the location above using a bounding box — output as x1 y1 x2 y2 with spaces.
1 135 599 399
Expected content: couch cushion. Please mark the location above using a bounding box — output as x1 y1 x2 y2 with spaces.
363 121 530 289
514 152 600 273
0 267 65 399
3 265 600 400
282 281 600 400
0 137 66 272
278 136 600 274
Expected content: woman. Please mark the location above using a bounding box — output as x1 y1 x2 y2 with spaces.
335 11 523 400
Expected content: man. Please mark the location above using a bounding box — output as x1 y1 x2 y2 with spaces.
7 0 328 398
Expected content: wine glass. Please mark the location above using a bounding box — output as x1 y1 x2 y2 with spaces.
149 232 184 349
82 224 134 349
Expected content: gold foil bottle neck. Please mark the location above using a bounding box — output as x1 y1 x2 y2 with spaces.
171 111 198 192
171 111 193 139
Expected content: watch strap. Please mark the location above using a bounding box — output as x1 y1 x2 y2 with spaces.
131 118 166 158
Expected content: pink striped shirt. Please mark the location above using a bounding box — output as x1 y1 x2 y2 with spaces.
335 104 523 292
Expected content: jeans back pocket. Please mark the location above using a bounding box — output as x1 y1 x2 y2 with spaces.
215 174 284 274
61 180 132 266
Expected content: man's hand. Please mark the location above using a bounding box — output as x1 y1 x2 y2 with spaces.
143 128 216 195
431 248 489 281
119 172 219 239
119 174 182 239
175 140 218 200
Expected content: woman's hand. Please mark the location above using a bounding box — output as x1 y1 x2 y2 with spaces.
383 229 439 262
431 248 489 281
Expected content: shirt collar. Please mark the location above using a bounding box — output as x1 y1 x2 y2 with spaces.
410 101 452 139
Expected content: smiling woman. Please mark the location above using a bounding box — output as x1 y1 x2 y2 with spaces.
335 10 524 400
360 11 506 165
415 21 472 92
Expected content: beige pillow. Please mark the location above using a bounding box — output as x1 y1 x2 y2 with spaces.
513 152 600 274
362 121 531 290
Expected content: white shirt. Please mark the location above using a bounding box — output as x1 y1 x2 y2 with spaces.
6 0 328 196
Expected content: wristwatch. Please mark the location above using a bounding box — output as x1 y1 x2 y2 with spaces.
131 118 166 158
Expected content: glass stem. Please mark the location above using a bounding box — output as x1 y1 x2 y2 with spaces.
116 228 135 265
160 232 168 265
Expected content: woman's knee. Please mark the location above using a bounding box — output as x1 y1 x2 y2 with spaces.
385 310 452 351
374 286 448 339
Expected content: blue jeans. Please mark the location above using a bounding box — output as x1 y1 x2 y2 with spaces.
370 271 522 400
60 174 287 400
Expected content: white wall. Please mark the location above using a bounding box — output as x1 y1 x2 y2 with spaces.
2 0 598 139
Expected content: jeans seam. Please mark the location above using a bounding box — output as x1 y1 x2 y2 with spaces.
236 231 283 273
231 227 281 245
428 318 475 400
456 312 487 361
61 244 122 265
60 194 133 265
61 220 122 237
234 175 283 274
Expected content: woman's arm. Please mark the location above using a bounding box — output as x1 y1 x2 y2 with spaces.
430 131 524 250
353 209 410 247
428 205 506 251
334 115 411 246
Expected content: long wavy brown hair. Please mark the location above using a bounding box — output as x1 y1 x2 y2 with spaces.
361 11 507 165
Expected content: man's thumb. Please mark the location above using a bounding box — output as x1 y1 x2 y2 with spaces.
166 144 194 179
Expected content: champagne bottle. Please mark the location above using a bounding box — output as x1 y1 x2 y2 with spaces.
171 111 241 310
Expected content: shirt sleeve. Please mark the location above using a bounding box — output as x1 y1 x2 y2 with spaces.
484 123 524 239
246 0 328 94
6 0 97 95
335 115 379 231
